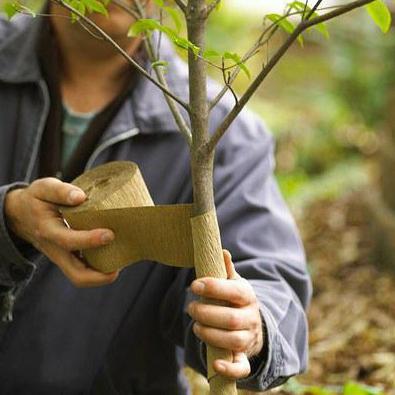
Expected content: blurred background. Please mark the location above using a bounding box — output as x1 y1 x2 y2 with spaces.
187 1 395 394
1 0 395 394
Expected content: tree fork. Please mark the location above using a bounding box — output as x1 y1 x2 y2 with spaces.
187 1 238 394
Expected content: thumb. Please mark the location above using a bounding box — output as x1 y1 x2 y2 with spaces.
223 249 241 280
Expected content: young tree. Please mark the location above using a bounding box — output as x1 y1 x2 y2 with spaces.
3 0 391 393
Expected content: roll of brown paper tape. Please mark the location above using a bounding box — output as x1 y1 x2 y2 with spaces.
61 161 195 272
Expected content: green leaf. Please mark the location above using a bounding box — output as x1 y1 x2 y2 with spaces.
128 18 161 37
153 0 164 6
69 0 86 22
315 22 329 39
203 49 221 59
223 51 251 79
266 13 303 46
81 0 108 16
365 0 391 33
288 1 329 38
151 60 169 68
3 2 19 19
343 381 384 395
128 19 200 57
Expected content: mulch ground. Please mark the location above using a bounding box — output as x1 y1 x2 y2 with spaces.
282 191 395 394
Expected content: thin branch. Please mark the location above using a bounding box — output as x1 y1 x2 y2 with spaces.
306 0 324 20
207 0 376 152
221 57 238 106
131 0 192 145
54 0 189 111
302 0 309 19
208 4 342 111
208 7 293 111
206 0 221 16
173 0 187 14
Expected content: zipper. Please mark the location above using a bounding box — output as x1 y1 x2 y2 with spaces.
84 127 140 171
24 79 50 182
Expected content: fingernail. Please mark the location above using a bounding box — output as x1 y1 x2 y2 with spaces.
68 189 85 204
192 281 205 294
101 231 114 244
216 362 225 373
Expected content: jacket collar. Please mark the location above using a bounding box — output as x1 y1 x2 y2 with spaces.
0 14 190 134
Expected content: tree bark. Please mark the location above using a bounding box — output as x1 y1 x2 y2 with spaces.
187 1 237 394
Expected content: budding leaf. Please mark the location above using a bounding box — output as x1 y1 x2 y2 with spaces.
3 2 19 19
288 1 329 38
203 49 221 59
69 0 86 22
223 51 251 79
365 0 391 33
81 0 108 16
128 19 200 56
266 13 304 46
151 60 169 69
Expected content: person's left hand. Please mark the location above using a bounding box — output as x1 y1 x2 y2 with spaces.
187 249 264 380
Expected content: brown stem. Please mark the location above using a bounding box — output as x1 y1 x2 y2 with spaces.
207 0 376 152
187 1 237 394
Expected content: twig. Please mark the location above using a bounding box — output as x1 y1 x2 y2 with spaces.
306 0 324 20
55 0 189 111
207 0 376 152
206 0 221 16
132 0 192 145
221 57 238 106
302 0 309 20
173 0 187 14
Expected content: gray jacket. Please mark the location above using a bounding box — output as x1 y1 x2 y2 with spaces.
0 14 312 394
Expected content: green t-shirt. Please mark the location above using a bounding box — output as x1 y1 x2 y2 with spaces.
62 104 97 169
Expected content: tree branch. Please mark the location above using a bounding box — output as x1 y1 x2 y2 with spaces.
173 0 187 14
206 0 221 16
207 0 376 152
55 0 189 111
131 0 192 145
305 0 324 20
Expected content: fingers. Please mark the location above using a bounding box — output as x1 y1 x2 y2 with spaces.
188 301 252 331
191 276 255 307
37 217 114 251
30 177 86 206
213 352 251 379
191 249 252 306
193 322 254 353
43 242 119 287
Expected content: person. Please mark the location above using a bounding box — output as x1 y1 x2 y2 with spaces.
0 1 312 393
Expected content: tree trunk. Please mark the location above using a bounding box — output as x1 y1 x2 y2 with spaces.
187 1 238 393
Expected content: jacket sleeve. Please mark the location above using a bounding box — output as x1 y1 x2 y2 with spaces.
159 108 312 391
0 183 38 322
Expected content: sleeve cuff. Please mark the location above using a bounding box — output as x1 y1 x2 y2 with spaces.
236 301 284 391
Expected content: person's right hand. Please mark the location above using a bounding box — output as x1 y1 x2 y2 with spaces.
4 177 119 287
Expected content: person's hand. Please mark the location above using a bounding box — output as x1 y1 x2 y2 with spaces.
4 178 119 287
187 249 264 380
